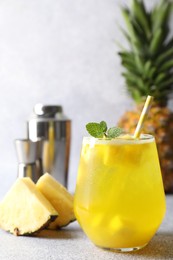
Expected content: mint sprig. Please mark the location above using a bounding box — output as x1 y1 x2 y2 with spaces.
86 121 123 138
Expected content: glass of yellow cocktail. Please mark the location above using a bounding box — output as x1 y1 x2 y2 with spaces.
74 134 166 252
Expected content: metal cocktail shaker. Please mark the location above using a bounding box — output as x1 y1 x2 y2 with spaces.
27 104 71 187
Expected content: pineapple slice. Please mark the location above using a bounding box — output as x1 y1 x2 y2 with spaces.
36 173 76 229
0 177 58 235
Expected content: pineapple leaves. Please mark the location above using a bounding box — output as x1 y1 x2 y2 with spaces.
157 77 173 90
149 29 164 54
132 0 151 39
160 60 173 73
119 51 145 74
118 26 131 45
134 54 144 73
144 61 152 74
130 89 144 103
119 0 173 103
151 1 171 32
164 38 173 52
121 8 138 49
156 47 173 66
155 73 167 85
119 52 142 75
121 7 144 52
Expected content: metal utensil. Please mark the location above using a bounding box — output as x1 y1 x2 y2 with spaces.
27 104 71 187
15 139 43 182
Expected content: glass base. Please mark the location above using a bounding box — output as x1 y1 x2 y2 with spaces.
98 243 147 253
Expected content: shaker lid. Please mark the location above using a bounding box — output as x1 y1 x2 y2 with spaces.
34 104 62 117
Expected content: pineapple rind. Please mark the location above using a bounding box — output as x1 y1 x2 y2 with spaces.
36 173 76 229
0 178 58 235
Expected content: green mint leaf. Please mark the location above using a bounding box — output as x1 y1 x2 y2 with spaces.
86 121 123 139
107 127 123 138
99 121 107 132
86 123 104 138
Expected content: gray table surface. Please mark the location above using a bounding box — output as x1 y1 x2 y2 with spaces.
0 195 172 260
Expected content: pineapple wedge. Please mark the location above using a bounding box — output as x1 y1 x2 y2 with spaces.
36 173 76 229
0 177 58 235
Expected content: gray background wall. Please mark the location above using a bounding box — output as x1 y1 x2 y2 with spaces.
0 0 171 195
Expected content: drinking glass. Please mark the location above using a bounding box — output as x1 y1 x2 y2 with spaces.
74 135 166 252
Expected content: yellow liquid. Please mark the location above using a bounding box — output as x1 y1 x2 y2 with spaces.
74 135 166 250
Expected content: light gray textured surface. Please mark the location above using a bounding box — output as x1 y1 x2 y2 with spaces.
1 0 172 194
0 196 172 260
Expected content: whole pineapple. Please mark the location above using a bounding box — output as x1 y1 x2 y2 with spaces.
118 0 173 193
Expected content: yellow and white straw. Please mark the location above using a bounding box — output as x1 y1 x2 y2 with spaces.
134 95 154 139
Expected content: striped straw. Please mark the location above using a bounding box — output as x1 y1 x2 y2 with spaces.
134 95 153 139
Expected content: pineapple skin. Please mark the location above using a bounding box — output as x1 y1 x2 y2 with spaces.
118 104 173 193
36 173 76 229
0 178 58 235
